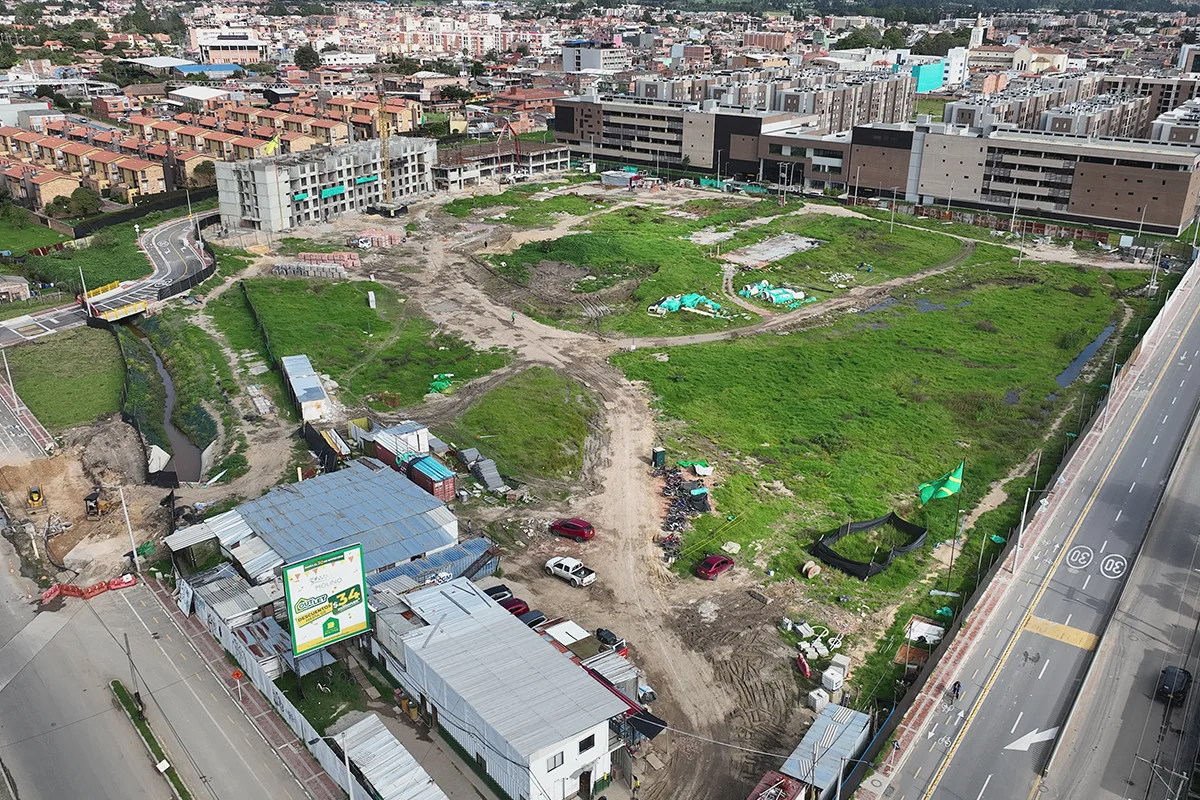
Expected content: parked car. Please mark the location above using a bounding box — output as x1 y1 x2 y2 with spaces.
550 518 595 541
696 554 735 580
545 556 597 587
1158 666 1192 702
484 584 513 603
518 609 547 628
499 597 529 616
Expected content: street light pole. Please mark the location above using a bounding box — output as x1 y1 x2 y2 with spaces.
1138 203 1148 241
889 186 899 232
854 164 862 203
119 486 140 574
716 148 724 183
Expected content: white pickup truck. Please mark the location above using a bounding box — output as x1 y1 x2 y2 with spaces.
545 556 596 588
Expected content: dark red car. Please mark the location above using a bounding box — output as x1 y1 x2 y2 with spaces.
550 518 596 542
696 554 735 580
499 597 530 615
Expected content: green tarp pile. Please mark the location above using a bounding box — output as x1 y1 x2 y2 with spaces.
651 293 725 317
429 373 453 393
739 280 813 309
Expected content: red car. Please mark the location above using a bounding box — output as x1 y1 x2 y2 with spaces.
696 554 735 580
550 518 596 542
500 597 530 615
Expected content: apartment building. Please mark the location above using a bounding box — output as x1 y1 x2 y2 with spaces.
742 31 792 50
1099 73 1200 117
562 42 631 73
215 135 436 233
1039 94 1151 138
776 74 915 133
1152 99 1200 144
433 140 569 190
193 29 270 64
0 164 79 211
91 94 137 122
945 87 1151 138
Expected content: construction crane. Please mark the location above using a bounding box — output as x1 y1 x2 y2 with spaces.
496 119 525 184
376 70 393 209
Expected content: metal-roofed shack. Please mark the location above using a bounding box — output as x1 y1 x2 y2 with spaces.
780 704 871 800
280 354 329 422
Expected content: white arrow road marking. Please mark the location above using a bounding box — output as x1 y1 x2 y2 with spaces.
1004 727 1059 751
927 722 939 739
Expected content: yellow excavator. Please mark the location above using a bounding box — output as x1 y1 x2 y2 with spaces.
85 490 110 521
27 485 46 514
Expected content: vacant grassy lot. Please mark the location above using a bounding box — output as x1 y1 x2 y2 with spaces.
213 278 508 409
441 367 597 481
443 182 610 226
0 205 69 255
6 326 123 431
613 260 1125 584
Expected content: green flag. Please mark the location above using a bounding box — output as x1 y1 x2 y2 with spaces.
918 461 964 505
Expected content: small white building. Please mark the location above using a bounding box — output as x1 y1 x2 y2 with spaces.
372 579 632 800
280 354 329 422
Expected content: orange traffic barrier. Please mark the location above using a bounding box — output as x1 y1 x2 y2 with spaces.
40 584 61 604
82 581 109 600
108 574 137 591
60 584 84 598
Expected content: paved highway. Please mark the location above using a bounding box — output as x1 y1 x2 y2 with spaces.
0 560 309 800
879 268 1200 800
1040 393 1200 800
0 212 215 347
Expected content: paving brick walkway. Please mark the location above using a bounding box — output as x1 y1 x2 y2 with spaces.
146 578 342 800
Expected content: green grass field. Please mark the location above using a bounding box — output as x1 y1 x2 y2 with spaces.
613 260 1126 590
6 326 123 431
915 96 950 120
211 278 508 409
0 205 69 255
440 367 597 481
443 182 611 226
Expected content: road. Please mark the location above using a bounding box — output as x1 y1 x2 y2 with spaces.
0 557 310 800
0 212 215 347
881 269 1200 800
1040 391 1200 800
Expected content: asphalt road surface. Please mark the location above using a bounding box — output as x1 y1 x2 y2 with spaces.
883 273 1200 800
1040 395 1200 800
0 394 44 462
0 567 309 800
0 212 215 347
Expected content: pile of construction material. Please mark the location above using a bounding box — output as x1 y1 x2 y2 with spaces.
271 262 348 279
299 251 361 268
348 230 406 248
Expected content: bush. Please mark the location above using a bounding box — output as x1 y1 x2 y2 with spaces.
975 319 999 333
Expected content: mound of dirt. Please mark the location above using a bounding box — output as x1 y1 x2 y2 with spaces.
64 415 146 486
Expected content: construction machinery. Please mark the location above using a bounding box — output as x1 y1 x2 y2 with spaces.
85 490 111 521
370 70 405 217
26 485 45 514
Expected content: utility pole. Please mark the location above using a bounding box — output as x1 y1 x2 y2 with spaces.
854 164 861 203
119 486 140 575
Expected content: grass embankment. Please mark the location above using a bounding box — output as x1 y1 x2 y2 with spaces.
443 182 610 226
277 669 366 733
20 204 215 290
140 310 238 451
0 294 69 321
441 366 597 481
116 326 169 450
614 261 1145 700
207 283 294 420
0 203 69 254
211 278 508 410
110 679 193 800
914 96 950 120
6 326 123 431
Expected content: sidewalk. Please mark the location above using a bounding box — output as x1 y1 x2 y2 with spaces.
860 266 1198 796
146 577 342 800
0 377 51 454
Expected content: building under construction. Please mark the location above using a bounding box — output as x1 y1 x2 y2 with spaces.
215 135 437 233
432 139 570 191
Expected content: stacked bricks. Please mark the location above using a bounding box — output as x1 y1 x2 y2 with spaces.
350 230 405 248
298 251 361 268
272 262 349 280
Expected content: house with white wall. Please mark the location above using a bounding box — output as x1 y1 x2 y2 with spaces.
371 579 632 800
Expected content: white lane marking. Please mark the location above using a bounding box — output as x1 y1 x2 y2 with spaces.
1164 415 1170 424
1038 659 1051 680
1116 509 1123 521
1154 435 1159 445
1141 457 1147 468
1082 574 1091 591
1101 540 1108 553
976 774 993 800
1182 380 1187 388
1130 482 1136 493
1011 712 1024 734
1173 396 1177 404
1065 613 1073 627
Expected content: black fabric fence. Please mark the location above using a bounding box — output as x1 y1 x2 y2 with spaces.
72 187 218 238
302 422 339 475
239 281 277 366
812 512 928 580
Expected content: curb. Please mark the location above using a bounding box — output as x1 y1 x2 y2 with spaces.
109 680 187 800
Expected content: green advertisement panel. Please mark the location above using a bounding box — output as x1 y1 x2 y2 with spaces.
283 544 369 657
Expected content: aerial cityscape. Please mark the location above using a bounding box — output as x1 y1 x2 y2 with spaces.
0 1 1198 799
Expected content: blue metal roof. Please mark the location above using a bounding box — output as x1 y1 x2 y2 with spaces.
781 704 870 791
367 537 496 587
412 456 454 482
236 459 457 574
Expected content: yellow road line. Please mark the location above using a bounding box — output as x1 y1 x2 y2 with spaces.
920 291 1200 800
1023 616 1099 651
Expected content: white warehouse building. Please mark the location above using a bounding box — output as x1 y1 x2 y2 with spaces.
371 579 633 800
215 136 436 233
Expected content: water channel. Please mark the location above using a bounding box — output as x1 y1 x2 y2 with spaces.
1055 324 1116 388
127 326 203 482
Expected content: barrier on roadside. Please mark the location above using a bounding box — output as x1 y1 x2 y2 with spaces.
109 574 138 590
86 281 120 298
60 583 84 598
40 584 60 604
42 577 136 605
82 581 110 600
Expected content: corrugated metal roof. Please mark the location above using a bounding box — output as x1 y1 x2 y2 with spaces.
235 460 457 574
471 459 505 490
369 575 420 610
233 617 336 677
581 650 640 687
227 531 285 582
290 373 328 405
280 354 316 377
400 579 629 757
193 571 259 623
341 714 448 800
163 522 218 552
412 457 453 482
366 538 497 588
780 704 870 789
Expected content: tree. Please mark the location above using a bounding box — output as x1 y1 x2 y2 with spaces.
513 41 531 56
14 2 40 24
34 85 54 99
192 159 216 187
320 42 338 52
439 85 473 103
881 27 906 49
0 43 15 69
469 60 485 77
68 187 101 216
294 42 320 70
1182 29 1198 44
837 26 882 49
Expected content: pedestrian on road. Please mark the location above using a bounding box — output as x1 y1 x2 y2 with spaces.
951 680 961 700
511 311 517 323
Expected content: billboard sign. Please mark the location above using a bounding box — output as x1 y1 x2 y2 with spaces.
283 544 369 657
